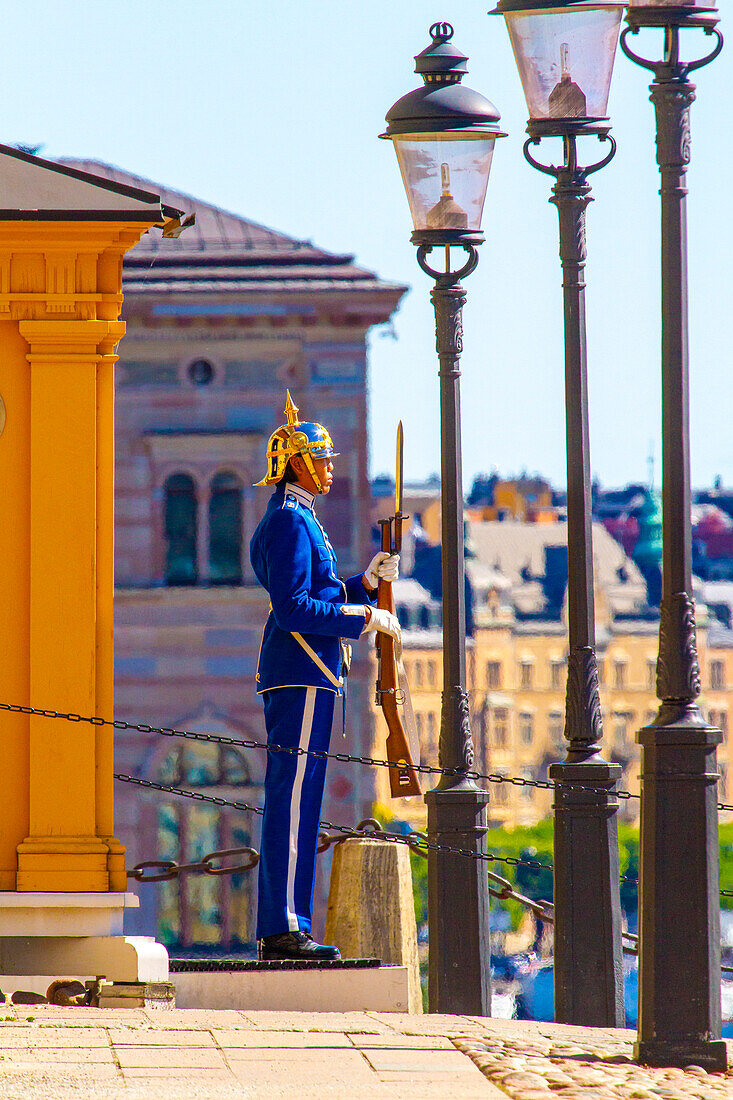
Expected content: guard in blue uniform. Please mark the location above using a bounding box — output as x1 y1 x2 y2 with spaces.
251 392 402 960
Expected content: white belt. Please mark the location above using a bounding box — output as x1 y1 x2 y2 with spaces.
291 631 344 690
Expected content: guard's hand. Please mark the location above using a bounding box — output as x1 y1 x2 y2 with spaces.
361 607 402 647
363 551 400 590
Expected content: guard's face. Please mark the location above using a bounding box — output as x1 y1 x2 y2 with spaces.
312 456 334 494
291 453 334 495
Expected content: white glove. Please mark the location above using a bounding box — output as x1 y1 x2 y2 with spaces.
363 551 400 590
361 606 402 648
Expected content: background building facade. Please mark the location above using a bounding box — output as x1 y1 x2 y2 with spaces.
62 161 406 949
375 516 733 831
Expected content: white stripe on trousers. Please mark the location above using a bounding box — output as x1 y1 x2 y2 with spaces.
285 687 317 932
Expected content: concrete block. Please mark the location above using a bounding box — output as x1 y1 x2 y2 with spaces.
96 980 175 1009
0 891 139 936
324 839 422 1013
172 964 411 1012
0 935 168 983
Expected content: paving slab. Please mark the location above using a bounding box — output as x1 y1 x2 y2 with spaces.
212 1027 354 1047
144 1008 250 1029
350 1032 457 1049
243 1009 394 1032
0 1006 729 1099
107 1025 218 1046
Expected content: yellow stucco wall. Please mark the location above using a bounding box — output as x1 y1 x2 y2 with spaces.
0 222 155 891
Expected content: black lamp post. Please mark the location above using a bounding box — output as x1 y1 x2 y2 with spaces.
621 1 726 1071
493 0 625 1027
382 22 506 1016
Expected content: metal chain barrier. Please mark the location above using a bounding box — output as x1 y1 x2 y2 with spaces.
4 699 733 811
115 777 733 902
114 772 556 874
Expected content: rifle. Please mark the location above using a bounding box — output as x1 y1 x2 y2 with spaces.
375 422 422 798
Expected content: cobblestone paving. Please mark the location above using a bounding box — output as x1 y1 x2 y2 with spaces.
454 1021 733 1100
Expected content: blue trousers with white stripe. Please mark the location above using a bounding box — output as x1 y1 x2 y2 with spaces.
256 686 335 940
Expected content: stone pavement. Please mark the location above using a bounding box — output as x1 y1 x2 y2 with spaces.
0 1006 730 1099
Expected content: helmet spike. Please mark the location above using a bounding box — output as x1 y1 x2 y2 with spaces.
284 390 300 427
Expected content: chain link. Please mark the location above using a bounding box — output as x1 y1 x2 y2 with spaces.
129 847 260 883
8 698 733 809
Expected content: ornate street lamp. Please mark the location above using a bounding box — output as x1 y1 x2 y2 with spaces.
382 21 506 1016
493 0 625 1027
621 1 726 1072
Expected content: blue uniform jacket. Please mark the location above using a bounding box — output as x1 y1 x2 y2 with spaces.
250 483 372 694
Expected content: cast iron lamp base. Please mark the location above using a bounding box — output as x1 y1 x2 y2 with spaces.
426 782 491 1016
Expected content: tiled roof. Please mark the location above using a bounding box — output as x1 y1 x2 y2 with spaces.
467 519 646 594
467 519 649 619
56 160 406 301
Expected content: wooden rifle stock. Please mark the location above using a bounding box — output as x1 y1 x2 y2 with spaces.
375 512 422 797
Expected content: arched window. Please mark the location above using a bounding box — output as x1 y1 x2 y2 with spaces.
164 474 197 585
209 471 243 585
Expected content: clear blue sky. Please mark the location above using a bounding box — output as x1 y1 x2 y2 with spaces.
5 1 730 490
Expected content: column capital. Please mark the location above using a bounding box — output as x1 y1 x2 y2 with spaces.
18 319 125 359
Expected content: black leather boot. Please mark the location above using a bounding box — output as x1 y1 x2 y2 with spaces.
258 931 341 961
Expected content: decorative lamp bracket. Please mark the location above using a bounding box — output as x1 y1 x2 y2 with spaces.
523 130 616 184
413 239 482 288
621 19 723 77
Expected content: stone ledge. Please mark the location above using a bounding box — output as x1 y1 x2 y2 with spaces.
173 964 410 1012
0 892 139 937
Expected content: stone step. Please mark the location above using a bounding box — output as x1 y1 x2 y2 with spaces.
170 960 411 1012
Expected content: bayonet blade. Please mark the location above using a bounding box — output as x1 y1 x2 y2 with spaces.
395 421 404 516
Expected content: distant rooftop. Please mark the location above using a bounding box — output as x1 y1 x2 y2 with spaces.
56 159 407 301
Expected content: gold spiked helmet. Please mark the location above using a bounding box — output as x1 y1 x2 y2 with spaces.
255 391 339 493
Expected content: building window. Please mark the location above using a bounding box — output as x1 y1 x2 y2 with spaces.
549 712 564 750
164 473 198 585
710 710 729 737
597 658 605 686
159 743 251 788
486 660 502 689
495 782 508 804
647 658 656 691
711 660 725 690
209 471 243 585
612 712 631 749
187 359 215 386
519 712 533 745
427 660 437 688
427 713 437 743
493 708 508 748
416 713 424 743
414 660 423 688
613 660 627 690
520 661 534 689
550 659 565 691
521 769 534 800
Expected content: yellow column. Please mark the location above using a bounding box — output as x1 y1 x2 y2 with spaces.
96 332 127 891
0 322 32 890
15 319 125 892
